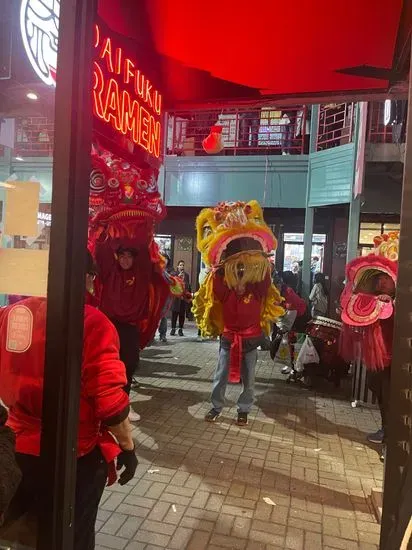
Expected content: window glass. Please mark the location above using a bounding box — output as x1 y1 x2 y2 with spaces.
383 223 400 232
283 233 326 243
0 1 59 547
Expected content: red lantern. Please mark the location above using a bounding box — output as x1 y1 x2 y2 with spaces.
202 125 224 154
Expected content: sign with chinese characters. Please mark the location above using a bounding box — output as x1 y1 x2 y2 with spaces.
92 25 162 158
20 0 59 87
6 305 34 353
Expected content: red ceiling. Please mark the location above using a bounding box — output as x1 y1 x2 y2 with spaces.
144 0 403 96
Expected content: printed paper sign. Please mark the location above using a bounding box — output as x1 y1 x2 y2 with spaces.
6 305 34 353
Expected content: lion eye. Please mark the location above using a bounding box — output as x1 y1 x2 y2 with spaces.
202 225 212 238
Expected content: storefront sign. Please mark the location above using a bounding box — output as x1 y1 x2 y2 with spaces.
20 2 163 160
92 25 162 158
20 0 59 87
6 305 33 353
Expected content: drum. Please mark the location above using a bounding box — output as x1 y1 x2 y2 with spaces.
306 316 347 386
307 316 342 346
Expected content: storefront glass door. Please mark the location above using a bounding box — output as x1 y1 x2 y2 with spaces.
0 1 95 548
282 233 326 272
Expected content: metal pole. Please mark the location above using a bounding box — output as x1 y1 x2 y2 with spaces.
346 195 361 261
381 39 412 549
302 105 319 298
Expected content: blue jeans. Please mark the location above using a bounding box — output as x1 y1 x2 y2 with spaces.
211 346 257 413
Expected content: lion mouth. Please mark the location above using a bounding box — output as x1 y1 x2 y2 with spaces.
221 237 263 261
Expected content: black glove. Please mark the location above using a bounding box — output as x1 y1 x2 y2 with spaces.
116 446 138 485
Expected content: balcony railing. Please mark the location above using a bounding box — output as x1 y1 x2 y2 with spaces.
316 103 355 151
166 106 309 156
367 100 407 144
14 117 54 157
3 103 397 162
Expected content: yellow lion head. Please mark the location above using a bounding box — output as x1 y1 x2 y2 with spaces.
196 200 277 267
193 200 284 336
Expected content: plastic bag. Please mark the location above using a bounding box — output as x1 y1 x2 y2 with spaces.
274 334 290 365
295 336 319 372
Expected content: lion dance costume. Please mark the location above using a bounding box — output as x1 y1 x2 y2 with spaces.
88 145 182 393
339 232 398 446
193 201 283 422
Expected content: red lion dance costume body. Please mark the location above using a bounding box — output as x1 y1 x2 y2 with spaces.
193 201 284 425
88 145 181 398
339 232 398 451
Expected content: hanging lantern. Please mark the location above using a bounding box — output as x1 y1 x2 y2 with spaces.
202 125 224 154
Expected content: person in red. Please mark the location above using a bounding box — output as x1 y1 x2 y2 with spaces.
205 269 271 426
270 271 308 374
0 252 138 550
95 238 153 422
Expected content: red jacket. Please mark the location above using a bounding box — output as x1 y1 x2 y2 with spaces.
0 298 129 462
282 286 307 317
214 273 270 332
96 239 153 324
214 274 270 383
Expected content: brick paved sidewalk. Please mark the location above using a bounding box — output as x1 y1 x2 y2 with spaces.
96 326 383 550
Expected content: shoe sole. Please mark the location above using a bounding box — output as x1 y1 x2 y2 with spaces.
205 414 220 422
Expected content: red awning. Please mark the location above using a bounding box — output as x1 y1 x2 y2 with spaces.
99 0 406 106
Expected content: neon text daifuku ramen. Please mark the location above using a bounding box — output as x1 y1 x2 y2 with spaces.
20 0 60 87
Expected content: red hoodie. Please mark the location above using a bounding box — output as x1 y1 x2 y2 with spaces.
282 286 307 317
0 297 129 463
96 239 153 324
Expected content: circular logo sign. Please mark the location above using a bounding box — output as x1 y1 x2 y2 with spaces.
20 0 60 87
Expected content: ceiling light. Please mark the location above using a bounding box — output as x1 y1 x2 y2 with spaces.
14 156 24 161
26 92 38 100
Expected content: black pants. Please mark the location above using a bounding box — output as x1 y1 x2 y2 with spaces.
367 368 391 442
4 447 108 550
171 302 186 330
111 320 139 395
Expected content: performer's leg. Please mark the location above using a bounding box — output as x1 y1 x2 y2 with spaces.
237 348 258 413
210 347 230 413
367 369 386 443
179 303 186 329
74 447 108 550
113 321 139 395
159 317 167 340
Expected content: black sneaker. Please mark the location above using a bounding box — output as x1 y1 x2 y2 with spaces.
205 409 221 422
159 336 167 343
170 329 176 336
367 428 384 444
178 328 184 336
237 412 248 426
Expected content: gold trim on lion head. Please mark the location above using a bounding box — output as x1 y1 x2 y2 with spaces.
196 200 277 266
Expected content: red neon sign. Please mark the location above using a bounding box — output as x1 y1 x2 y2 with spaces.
92 25 162 159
